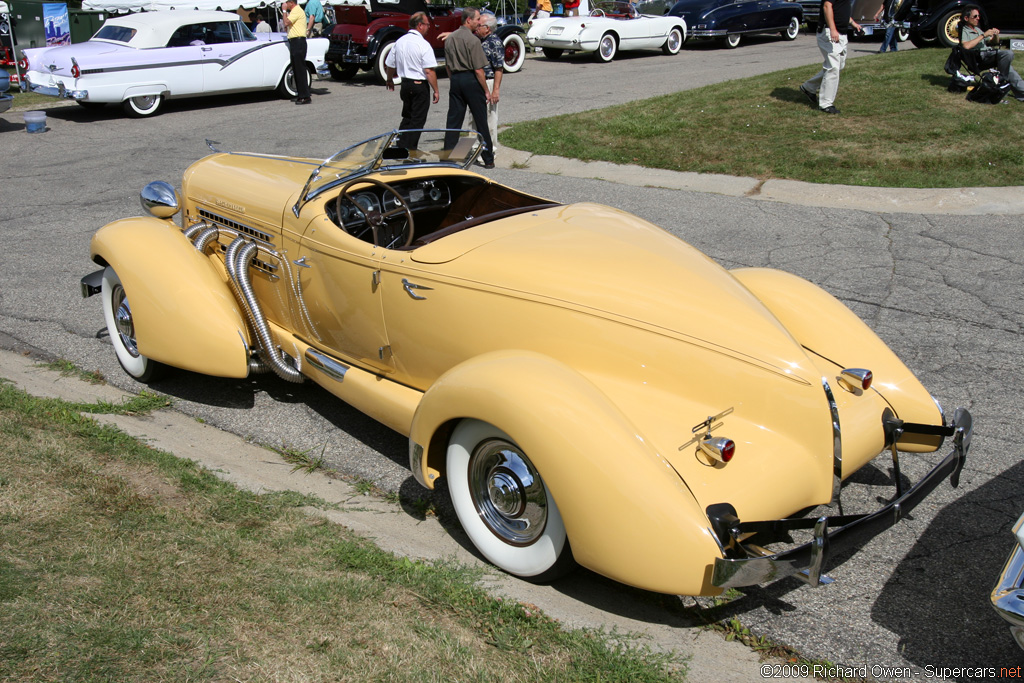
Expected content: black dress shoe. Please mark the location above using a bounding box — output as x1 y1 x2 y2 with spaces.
819 105 840 114
295 97 311 105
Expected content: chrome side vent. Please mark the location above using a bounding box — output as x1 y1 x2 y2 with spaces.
197 208 275 246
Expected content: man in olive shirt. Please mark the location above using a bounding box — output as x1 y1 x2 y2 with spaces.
282 0 311 104
960 7 1024 101
799 0 861 114
443 8 494 169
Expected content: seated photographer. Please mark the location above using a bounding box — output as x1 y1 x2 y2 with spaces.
960 7 1024 101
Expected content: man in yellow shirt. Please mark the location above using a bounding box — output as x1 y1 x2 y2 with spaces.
282 0 311 104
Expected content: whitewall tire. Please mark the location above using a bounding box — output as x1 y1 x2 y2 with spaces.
101 266 165 382
663 26 684 54
595 32 617 62
122 94 163 118
447 419 574 581
502 32 527 73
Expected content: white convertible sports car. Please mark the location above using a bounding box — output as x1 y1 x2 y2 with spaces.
24 10 329 117
526 0 686 62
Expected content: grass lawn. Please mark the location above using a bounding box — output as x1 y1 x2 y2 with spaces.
0 378 686 682
501 48 1024 188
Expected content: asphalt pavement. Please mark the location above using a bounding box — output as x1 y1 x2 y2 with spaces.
1 38 1022 680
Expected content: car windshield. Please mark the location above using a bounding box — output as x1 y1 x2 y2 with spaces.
297 129 483 214
593 1 640 14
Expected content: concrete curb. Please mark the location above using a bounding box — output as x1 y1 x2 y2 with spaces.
497 147 1024 215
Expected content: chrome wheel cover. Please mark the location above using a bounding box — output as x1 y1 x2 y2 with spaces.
599 35 615 59
468 438 548 546
111 284 140 358
667 28 682 51
132 95 159 111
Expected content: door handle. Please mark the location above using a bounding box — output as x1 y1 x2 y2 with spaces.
402 278 432 300
293 256 311 268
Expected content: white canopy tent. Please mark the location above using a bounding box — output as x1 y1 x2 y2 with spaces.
83 0 279 12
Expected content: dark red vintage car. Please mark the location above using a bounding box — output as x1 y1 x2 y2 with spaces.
326 0 527 83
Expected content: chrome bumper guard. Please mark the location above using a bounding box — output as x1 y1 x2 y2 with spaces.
26 77 87 100
711 407 972 589
991 518 1024 631
80 269 103 298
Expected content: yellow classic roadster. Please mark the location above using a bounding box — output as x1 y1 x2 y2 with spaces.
80 130 973 596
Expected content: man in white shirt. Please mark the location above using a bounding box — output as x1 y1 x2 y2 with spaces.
385 11 440 149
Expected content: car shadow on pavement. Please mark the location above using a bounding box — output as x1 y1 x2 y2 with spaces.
870 458 1024 667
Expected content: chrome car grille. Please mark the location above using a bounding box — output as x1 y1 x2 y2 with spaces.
198 208 275 245
197 208 278 277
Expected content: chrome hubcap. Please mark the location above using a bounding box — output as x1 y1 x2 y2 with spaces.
669 31 681 50
469 438 547 546
111 284 140 358
600 37 613 57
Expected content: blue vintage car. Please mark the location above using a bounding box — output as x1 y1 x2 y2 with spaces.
0 67 13 115
669 0 803 47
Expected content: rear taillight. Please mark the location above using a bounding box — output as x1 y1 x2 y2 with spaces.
699 437 735 464
839 368 872 392
71 63 80 78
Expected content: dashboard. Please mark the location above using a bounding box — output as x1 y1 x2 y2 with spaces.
331 178 452 231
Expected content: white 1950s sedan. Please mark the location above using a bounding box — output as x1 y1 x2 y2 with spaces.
24 10 329 117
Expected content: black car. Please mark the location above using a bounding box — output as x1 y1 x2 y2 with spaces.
668 0 803 48
891 0 1022 47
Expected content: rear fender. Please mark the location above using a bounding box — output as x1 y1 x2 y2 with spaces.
409 350 723 595
122 85 168 99
732 268 943 449
90 217 251 378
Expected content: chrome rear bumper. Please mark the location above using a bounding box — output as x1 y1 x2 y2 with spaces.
711 407 972 589
991 514 1024 649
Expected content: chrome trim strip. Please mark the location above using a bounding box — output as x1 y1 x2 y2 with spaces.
822 377 842 507
305 348 348 383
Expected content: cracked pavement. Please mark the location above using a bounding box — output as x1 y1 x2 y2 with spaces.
1 40 1021 680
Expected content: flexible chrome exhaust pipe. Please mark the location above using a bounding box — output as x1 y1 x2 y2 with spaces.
183 220 210 241
227 238 303 384
193 225 221 254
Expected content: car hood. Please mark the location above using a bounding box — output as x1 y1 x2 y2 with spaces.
415 202 815 385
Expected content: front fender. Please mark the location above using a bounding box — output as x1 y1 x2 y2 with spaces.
90 217 251 378
410 350 724 595
732 267 943 445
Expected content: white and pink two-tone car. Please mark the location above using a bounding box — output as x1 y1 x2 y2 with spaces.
24 10 328 117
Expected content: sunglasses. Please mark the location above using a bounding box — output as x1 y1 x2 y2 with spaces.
969 13 980 18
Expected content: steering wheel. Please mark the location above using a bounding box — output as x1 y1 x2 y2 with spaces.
336 177 415 249
590 8 606 16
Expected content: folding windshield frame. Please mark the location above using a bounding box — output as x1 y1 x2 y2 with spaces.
292 129 484 217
